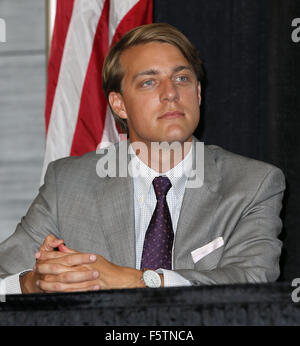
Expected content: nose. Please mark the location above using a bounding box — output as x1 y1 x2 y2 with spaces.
159 78 179 103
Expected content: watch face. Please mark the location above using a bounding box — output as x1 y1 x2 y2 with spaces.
143 270 161 288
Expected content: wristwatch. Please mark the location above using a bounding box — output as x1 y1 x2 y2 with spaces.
142 269 162 288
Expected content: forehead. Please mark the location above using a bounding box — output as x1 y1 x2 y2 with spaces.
120 42 190 76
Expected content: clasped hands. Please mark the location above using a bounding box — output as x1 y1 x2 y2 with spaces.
20 235 145 294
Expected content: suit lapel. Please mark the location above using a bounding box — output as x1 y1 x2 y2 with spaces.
174 141 223 268
95 141 136 268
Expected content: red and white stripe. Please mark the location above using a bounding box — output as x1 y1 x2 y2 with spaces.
42 0 153 182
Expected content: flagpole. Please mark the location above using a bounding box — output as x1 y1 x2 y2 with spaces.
45 0 56 104
46 0 56 59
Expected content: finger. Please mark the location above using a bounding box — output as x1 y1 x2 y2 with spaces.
36 244 76 260
37 250 70 261
43 270 99 283
41 234 64 251
60 253 97 267
37 279 100 293
58 244 77 254
36 235 64 259
34 254 97 274
34 262 73 275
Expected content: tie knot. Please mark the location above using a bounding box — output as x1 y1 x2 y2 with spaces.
152 176 172 200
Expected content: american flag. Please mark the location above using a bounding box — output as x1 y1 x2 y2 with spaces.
42 0 153 182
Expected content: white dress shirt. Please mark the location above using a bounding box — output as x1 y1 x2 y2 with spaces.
129 144 192 287
3 143 193 294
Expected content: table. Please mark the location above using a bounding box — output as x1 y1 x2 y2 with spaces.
0 282 299 326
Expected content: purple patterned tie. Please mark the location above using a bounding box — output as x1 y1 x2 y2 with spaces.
141 176 174 270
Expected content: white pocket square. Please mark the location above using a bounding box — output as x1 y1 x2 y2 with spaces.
191 237 224 264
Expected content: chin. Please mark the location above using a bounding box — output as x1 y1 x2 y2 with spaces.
163 127 193 144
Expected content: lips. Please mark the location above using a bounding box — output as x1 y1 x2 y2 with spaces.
159 111 184 119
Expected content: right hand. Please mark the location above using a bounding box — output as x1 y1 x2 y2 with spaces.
20 234 64 293
20 235 99 294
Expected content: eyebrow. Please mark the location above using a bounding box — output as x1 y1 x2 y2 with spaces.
173 65 193 73
132 65 193 82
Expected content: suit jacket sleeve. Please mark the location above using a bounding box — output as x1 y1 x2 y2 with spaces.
0 162 60 279
174 167 285 285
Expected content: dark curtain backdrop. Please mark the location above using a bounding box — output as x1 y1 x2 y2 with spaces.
154 0 300 281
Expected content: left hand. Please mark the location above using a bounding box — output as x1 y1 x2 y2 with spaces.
36 244 146 292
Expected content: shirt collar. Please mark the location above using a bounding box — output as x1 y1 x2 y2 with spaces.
129 143 193 201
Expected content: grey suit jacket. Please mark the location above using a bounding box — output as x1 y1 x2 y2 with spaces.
0 139 285 285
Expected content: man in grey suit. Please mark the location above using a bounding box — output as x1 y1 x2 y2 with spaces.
0 23 285 294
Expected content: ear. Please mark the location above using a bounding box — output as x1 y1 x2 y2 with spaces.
108 92 128 120
197 82 201 105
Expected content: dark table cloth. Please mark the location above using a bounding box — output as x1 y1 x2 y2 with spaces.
0 282 299 326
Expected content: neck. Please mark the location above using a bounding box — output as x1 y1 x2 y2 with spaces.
131 139 192 173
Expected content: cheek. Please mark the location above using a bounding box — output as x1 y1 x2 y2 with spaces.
125 102 152 131
183 89 201 111
128 95 158 120
125 92 157 111
182 90 201 126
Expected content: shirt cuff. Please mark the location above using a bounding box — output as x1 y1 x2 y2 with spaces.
3 270 32 295
157 269 193 287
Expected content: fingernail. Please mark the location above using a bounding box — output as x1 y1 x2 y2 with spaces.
36 280 40 287
35 252 40 259
90 255 96 261
93 285 100 290
93 271 99 278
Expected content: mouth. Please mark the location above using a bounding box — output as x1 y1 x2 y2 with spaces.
159 111 184 119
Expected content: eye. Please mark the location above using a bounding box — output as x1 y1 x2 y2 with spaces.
175 75 189 83
141 79 155 87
